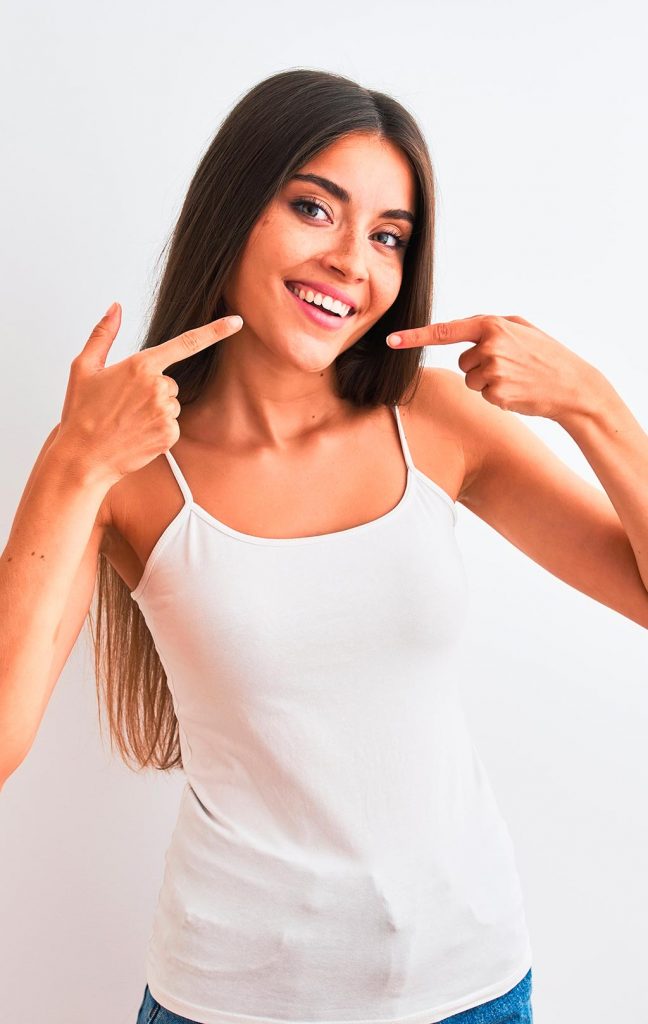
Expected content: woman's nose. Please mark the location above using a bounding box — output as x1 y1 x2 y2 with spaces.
322 230 368 282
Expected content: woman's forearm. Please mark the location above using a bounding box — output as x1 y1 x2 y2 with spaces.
554 368 648 592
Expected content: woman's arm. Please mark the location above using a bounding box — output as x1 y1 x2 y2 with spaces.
0 430 112 787
552 370 648 593
389 314 648 628
419 366 648 630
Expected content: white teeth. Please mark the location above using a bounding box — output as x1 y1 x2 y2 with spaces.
323 295 347 316
288 283 351 317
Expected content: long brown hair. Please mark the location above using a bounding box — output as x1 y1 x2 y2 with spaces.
88 68 438 774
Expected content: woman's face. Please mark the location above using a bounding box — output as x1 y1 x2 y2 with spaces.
222 132 417 374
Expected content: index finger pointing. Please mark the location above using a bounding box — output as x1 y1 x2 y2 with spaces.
147 314 244 371
387 315 484 348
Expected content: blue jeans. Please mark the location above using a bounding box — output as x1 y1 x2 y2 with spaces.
136 968 533 1023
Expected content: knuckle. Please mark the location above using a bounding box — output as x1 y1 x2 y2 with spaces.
166 421 181 445
129 352 146 375
436 322 452 341
181 329 200 351
162 374 179 396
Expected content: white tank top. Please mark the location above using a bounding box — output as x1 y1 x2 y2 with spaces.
130 404 532 1024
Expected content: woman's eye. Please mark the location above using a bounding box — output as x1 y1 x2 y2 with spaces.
290 198 408 250
374 230 407 250
291 198 329 221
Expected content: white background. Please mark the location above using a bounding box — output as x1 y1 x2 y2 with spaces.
1 1 647 1022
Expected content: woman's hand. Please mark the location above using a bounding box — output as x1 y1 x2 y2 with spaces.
386 314 601 421
55 303 244 484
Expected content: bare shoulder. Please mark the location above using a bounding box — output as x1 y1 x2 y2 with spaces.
97 452 180 592
405 366 489 503
96 457 149 572
96 481 118 554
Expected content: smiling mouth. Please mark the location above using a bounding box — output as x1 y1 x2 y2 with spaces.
284 281 357 318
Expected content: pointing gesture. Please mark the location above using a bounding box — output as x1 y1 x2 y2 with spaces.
57 302 244 484
386 314 599 421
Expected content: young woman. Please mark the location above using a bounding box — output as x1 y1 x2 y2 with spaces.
3 68 648 1024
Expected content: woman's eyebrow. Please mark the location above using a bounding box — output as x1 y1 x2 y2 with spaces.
288 172 415 227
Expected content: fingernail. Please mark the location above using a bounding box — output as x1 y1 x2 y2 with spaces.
105 301 118 317
226 315 243 328
387 334 402 346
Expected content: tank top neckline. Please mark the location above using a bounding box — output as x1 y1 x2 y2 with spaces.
130 406 458 597
161 405 455 547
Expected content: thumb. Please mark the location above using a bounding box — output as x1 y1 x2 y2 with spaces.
81 301 122 368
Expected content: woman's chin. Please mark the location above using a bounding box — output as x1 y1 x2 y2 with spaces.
276 335 341 370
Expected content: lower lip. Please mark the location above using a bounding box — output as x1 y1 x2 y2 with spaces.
284 283 353 332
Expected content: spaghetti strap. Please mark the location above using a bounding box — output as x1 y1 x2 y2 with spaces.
164 449 194 505
392 405 415 472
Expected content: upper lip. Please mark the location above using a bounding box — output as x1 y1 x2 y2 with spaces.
285 279 359 315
